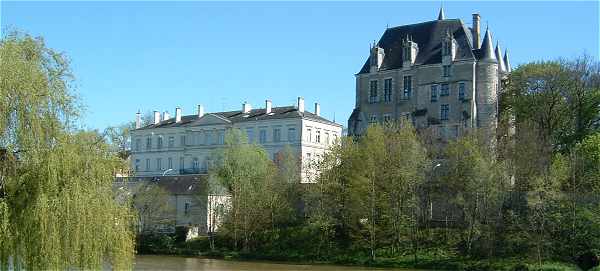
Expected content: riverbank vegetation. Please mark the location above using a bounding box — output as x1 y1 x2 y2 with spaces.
0 32 135 270
152 55 600 271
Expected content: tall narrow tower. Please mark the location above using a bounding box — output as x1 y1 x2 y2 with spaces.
475 27 499 143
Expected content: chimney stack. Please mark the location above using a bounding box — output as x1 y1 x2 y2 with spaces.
135 111 141 129
242 102 252 113
163 111 170 121
175 107 182 123
297 97 305 113
472 13 481 49
153 111 160 124
265 100 272 114
197 104 205 118
314 102 320 116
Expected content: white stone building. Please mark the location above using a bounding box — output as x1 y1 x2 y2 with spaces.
130 97 343 182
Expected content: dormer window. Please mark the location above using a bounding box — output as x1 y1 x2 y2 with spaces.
442 29 456 62
370 44 385 72
443 41 452 56
402 37 418 68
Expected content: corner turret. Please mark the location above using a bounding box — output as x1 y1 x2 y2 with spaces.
479 27 497 62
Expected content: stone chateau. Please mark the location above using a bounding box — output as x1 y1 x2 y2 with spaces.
348 8 511 142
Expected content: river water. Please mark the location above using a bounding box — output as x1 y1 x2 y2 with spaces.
134 255 422 271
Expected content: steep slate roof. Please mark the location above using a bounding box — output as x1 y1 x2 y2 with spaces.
358 19 475 74
475 27 497 63
117 175 207 195
137 106 341 130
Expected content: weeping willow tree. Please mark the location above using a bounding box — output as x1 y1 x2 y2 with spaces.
0 32 134 270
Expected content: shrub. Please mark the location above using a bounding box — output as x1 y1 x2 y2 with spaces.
577 249 600 271
137 233 175 254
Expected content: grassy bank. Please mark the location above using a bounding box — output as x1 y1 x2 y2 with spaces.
136 234 593 271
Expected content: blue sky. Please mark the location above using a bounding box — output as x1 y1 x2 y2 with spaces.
1 1 599 131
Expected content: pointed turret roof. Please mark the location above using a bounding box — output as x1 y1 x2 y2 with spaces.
438 6 445 20
504 49 512 72
478 27 497 62
495 42 506 72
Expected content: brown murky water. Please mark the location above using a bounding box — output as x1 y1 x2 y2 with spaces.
133 255 422 271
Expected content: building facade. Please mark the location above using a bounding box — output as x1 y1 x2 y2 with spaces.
130 97 343 182
348 9 511 143
114 175 208 236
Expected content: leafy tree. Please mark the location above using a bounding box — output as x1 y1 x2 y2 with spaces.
0 32 134 270
505 56 600 156
378 121 429 259
441 133 508 257
304 136 361 257
104 122 134 161
132 182 175 234
210 129 277 251
273 145 303 226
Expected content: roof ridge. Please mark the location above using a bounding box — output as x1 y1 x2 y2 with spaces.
387 18 460 30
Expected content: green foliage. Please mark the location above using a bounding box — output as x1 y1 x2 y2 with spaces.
210 128 296 251
0 32 134 270
152 56 599 271
505 56 600 154
133 182 175 234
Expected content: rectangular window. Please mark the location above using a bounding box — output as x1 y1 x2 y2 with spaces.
179 157 184 170
184 202 191 215
287 127 296 142
146 137 152 150
443 65 451 77
370 114 378 124
273 128 281 142
458 82 465 100
306 128 312 142
369 80 378 103
384 78 393 102
193 158 199 169
157 136 163 149
205 132 212 145
135 139 141 152
440 104 450 120
246 128 254 143
168 136 175 148
431 85 438 102
168 157 173 169
180 135 186 146
383 114 392 123
259 129 267 144
403 76 412 99
441 83 450 96
315 130 321 143
325 132 330 145
217 131 224 145
146 159 150 170
135 159 140 171
156 158 162 171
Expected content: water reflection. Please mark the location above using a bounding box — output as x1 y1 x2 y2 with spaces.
134 255 418 271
